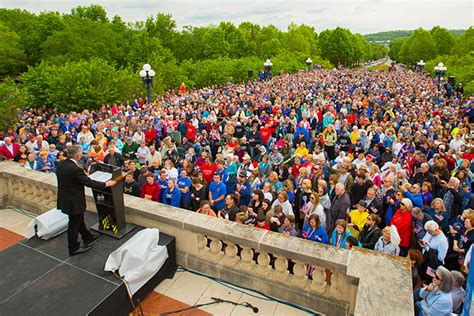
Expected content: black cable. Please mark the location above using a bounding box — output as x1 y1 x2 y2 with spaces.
176 266 317 315
160 297 258 315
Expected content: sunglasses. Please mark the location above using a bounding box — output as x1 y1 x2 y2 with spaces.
400 203 406 206
434 274 442 281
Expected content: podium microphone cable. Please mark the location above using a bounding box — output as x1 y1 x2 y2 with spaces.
160 297 259 315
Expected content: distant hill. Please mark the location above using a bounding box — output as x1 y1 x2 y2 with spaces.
364 29 466 42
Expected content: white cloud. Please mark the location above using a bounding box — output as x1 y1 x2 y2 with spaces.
2 0 472 33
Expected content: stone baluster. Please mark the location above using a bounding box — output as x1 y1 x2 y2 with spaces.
309 266 327 293
273 256 289 281
328 272 347 300
291 261 308 288
208 237 224 261
222 242 239 266
197 234 209 257
255 251 271 277
238 246 255 271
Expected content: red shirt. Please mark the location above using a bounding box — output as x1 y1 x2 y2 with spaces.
140 182 160 202
0 142 19 160
256 222 271 230
145 129 157 143
185 123 196 142
347 113 357 125
200 163 217 184
462 152 474 161
260 127 272 143
390 209 412 248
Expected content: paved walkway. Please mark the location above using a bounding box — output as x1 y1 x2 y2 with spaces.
0 208 315 316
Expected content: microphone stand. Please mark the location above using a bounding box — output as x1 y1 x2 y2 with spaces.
160 297 259 315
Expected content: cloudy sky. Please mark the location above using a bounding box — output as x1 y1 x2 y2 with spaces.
3 0 473 34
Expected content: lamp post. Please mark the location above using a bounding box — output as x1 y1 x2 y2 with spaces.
264 59 273 80
306 57 312 72
139 64 155 104
434 62 447 89
417 60 425 72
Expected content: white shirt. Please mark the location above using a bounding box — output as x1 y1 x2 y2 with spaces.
449 139 464 151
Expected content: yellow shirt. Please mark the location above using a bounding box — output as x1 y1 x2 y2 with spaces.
350 131 360 144
348 210 369 239
294 147 309 157
451 127 459 137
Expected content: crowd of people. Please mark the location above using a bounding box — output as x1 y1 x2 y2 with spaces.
0 67 473 314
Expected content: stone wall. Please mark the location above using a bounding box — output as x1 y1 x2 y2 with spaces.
0 161 414 315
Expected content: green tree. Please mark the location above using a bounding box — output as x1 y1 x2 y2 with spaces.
425 52 474 95
70 5 108 23
202 27 230 59
430 26 456 56
145 13 177 49
0 23 27 75
399 28 436 64
40 17 122 65
370 44 388 60
451 27 474 56
20 58 141 110
319 27 355 66
388 37 406 61
283 23 318 56
261 38 282 58
353 34 372 63
0 78 29 127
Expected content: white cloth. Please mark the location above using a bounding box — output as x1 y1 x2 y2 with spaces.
104 228 169 295
390 225 401 247
25 208 68 240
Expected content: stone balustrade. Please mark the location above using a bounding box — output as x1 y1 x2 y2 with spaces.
0 161 413 315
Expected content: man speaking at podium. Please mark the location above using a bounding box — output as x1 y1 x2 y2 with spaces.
57 145 116 256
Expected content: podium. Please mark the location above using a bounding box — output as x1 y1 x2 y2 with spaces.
89 163 135 239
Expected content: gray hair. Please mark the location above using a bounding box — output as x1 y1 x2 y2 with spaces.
424 220 439 232
411 207 423 216
66 144 83 159
450 270 465 288
436 266 453 293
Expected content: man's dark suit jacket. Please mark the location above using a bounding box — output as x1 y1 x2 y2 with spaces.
56 159 106 215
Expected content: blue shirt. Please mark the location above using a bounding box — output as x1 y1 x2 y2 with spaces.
157 179 168 199
177 176 191 198
209 181 227 209
215 168 229 183
406 191 423 209
420 286 453 316
422 232 449 263
330 229 353 249
161 187 181 207
238 181 251 206
303 223 328 244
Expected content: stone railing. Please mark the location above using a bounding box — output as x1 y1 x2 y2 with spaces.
0 161 413 315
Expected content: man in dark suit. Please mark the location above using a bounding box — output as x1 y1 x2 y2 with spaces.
57 145 116 256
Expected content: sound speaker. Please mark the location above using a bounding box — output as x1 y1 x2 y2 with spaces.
448 76 456 87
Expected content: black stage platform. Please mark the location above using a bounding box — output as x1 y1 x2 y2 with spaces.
0 212 176 316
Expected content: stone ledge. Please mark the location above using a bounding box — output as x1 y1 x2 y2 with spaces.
0 161 414 315
181 252 350 316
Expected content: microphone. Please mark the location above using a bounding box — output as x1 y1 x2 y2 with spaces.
244 302 259 313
